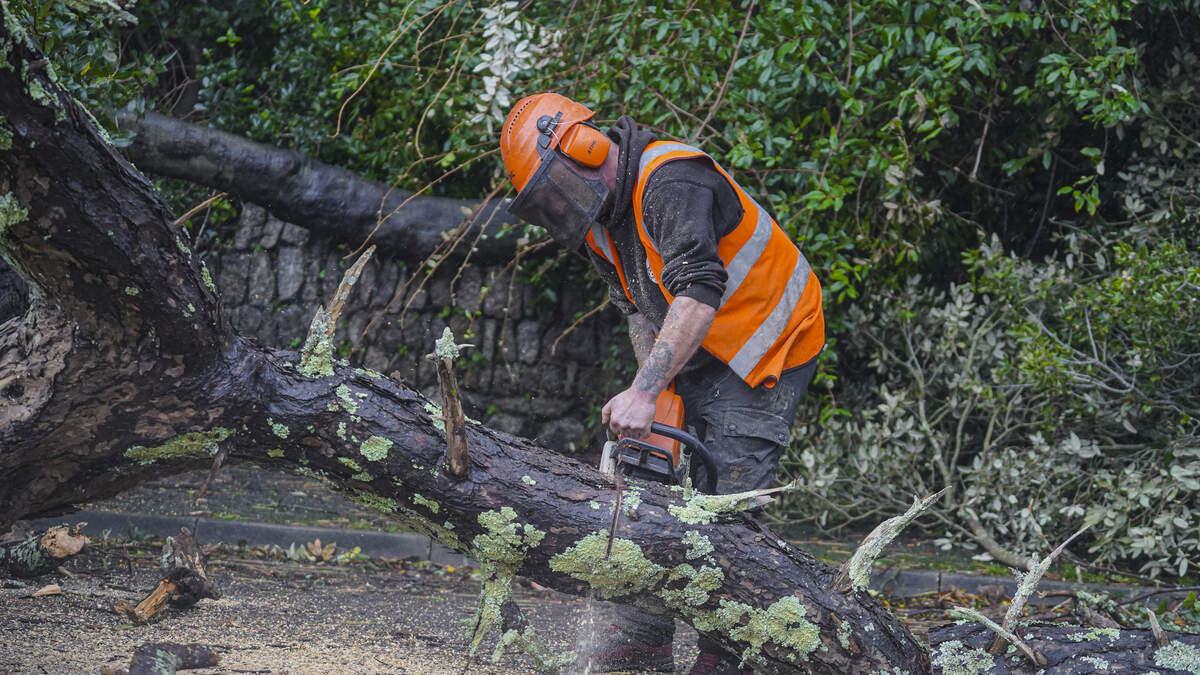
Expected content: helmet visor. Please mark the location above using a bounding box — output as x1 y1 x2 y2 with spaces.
507 151 609 250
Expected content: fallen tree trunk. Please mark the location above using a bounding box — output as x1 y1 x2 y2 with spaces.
115 110 523 263
928 622 1200 674
0 15 929 673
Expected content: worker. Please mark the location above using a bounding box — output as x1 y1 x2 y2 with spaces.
499 93 824 675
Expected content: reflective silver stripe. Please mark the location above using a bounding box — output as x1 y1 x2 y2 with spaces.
720 201 772 305
590 224 615 265
727 252 812 380
638 141 704 173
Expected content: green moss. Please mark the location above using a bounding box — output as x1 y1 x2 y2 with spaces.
413 494 439 514
349 490 397 514
297 308 335 378
351 471 373 482
931 639 996 675
359 435 392 462
124 428 234 465
338 456 363 472
550 532 666 600
1154 641 1200 673
267 418 289 438
682 531 715 560
124 286 139 296
200 263 217 294
0 192 28 236
266 448 284 458
336 384 359 414
174 235 193 261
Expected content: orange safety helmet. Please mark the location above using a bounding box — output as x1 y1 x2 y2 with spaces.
501 93 609 191
500 93 614 250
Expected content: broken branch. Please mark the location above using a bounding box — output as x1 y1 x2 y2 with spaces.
428 327 471 477
298 245 376 377
834 488 947 592
0 524 89 578
950 606 1047 667
989 524 1091 655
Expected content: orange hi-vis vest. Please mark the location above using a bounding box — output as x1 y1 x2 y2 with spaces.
586 141 824 388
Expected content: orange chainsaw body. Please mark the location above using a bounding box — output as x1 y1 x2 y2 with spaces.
645 390 684 464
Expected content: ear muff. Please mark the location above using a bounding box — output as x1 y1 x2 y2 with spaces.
559 123 608 168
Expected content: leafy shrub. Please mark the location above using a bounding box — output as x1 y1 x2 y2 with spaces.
782 233 1200 578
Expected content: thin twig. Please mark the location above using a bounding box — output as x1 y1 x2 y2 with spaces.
172 192 227 229
550 297 610 356
951 607 1046 667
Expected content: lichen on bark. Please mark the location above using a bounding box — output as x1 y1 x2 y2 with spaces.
124 428 234 465
297 307 335 378
548 532 666 600
0 192 28 236
467 507 546 654
359 435 392 462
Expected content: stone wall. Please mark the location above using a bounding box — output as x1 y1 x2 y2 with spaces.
205 204 629 451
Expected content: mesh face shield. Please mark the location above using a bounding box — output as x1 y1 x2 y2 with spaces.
507 149 610 251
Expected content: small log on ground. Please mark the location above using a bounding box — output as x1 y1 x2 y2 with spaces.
115 529 218 623
124 643 219 675
929 622 1200 674
0 525 88 578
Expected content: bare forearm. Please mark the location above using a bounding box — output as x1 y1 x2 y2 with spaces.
632 297 715 395
626 312 657 365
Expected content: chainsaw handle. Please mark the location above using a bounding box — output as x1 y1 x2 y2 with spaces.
649 423 718 494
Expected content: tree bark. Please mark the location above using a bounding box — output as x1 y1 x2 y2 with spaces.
0 525 88 578
115 110 524 263
1 16 930 673
928 622 1200 674
124 643 220 675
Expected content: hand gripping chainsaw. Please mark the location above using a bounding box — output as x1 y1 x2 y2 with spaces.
599 390 719 493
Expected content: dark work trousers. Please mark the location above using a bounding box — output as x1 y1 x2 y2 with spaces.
605 353 818 652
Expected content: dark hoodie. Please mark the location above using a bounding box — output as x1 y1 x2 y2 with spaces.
587 116 743 328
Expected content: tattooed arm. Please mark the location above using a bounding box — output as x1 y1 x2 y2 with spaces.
603 297 716 438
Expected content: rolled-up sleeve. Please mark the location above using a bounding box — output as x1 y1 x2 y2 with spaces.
641 160 739 309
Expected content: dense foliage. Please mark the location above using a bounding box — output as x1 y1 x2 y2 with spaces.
9 0 1200 578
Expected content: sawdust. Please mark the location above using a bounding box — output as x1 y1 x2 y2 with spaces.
0 539 696 673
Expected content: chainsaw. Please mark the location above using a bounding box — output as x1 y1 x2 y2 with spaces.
599 390 718 494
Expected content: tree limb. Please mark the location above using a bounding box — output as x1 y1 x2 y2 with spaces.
115 110 524 262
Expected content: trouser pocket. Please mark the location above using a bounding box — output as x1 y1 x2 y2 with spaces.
696 407 791 494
